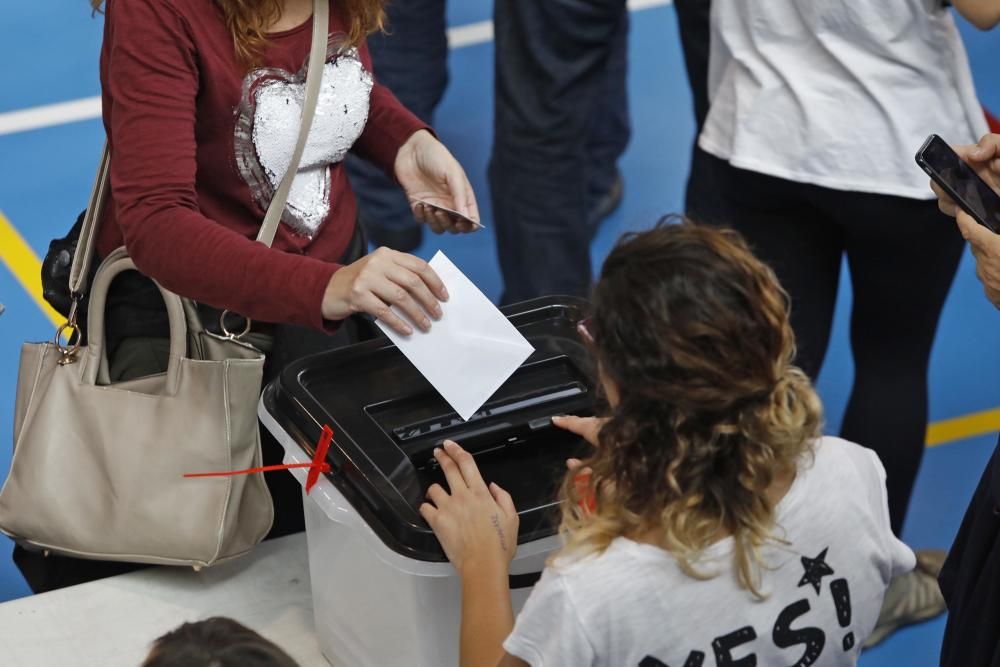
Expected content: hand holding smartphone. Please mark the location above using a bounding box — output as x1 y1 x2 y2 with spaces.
915 134 1000 233
410 199 485 230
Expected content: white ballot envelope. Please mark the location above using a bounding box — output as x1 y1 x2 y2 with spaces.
375 251 535 421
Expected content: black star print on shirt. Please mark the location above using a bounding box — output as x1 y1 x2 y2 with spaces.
798 547 835 594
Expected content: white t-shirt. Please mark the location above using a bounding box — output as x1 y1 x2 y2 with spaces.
698 0 988 199
503 437 915 666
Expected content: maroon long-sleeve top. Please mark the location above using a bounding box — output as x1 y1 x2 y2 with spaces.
96 0 427 330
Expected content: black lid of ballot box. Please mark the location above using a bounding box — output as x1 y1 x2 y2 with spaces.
261 297 596 563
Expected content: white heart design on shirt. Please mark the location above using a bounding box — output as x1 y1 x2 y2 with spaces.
235 47 373 238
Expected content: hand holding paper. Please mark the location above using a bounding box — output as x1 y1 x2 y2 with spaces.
375 252 535 421
322 247 448 336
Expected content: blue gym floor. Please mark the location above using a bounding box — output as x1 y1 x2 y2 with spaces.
1 2 998 664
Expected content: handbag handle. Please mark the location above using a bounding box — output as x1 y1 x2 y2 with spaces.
63 0 330 334
81 250 190 394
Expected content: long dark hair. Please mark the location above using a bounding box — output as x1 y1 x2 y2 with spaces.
559 218 823 597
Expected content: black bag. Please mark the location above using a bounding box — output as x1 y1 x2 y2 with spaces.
41 210 101 342
41 210 84 318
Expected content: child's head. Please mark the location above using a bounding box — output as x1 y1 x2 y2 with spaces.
563 219 822 595
142 617 300 667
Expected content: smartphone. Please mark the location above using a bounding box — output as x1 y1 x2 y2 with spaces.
915 134 1000 233
411 199 485 230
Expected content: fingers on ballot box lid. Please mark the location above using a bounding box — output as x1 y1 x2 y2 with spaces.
259 296 597 562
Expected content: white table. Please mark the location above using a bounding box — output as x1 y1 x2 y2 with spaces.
0 534 330 666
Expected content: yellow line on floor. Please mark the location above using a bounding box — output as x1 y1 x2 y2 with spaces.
927 407 1000 447
0 210 63 327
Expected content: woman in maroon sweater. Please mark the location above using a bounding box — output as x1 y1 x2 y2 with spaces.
14 0 480 593
97 0 478 334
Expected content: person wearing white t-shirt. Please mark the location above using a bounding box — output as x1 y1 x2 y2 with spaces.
421 221 913 667
694 0 993 643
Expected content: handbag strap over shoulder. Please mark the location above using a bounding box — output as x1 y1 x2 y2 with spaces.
65 0 330 312
255 0 329 248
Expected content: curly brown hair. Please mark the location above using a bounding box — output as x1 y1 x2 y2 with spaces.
560 218 823 598
91 0 385 66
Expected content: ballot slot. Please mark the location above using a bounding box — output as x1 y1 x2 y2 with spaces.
416 422 589 523
365 356 592 468
264 296 596 566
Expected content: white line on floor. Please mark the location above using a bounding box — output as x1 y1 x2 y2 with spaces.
0 0 672 137
447 19 494 49
0 96 103 137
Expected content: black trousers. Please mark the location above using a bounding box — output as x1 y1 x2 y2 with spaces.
940 437 1000 666
490 0 631 304
256 314 377 539
708 155 965 535
13 228 373 593
672 0 720 225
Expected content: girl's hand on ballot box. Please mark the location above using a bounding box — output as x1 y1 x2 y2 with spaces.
552 415 605 470
421 440 528 667
420 440 519 575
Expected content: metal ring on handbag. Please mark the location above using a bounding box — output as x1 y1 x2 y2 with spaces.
55 322 82 365
219 309 252 340
55 297 83 365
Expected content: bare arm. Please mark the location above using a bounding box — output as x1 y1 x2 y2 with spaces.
419 441 526 667
951 0 1000 30
498 653 531 667
459 564 518 667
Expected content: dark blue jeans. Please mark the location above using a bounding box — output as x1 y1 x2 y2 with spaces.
345 0 449 238
490 0 631 304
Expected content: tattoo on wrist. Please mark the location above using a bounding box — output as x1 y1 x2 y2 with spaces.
491 514 507 552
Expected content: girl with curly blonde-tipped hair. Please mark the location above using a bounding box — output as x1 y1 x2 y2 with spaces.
423 220 914 667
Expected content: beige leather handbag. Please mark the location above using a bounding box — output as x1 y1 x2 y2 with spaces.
0 0 329 568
